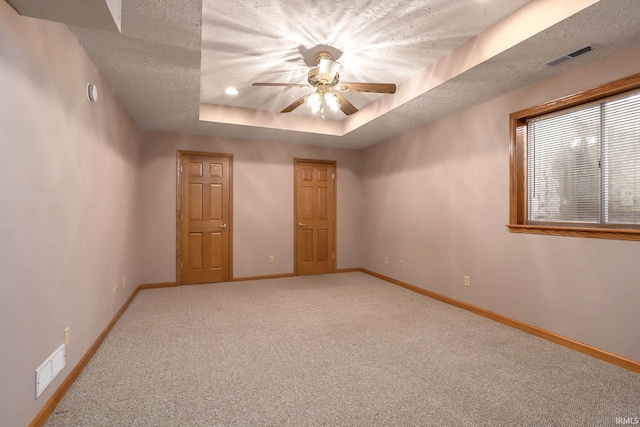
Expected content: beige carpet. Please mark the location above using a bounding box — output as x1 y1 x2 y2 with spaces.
45 272 639 426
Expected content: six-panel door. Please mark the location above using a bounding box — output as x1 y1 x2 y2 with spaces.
295 161 335 275
181 155 230 284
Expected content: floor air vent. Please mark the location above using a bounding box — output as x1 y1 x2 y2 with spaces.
35 344 65 398
544 45 596 67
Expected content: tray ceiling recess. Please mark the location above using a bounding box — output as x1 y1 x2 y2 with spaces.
10 0 640 148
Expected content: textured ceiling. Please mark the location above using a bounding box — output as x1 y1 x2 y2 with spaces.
199 0 530 118
56 0 640 148
9 0 121 31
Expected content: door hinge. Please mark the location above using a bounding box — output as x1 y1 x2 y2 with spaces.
180 262 183 269
332 253 335 259
332 173 335 179
180 165 183 173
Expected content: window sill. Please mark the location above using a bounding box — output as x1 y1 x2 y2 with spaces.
507 224 640 241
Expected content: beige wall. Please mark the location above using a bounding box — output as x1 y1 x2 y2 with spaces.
361 46 640 363
139 131 361 282
0 3 141 426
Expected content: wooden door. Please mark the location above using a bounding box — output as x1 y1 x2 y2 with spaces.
295 160 336 275
181 154 231 284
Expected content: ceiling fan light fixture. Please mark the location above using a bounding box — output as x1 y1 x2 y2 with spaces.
252 48 395 116
324 93 340 112
305 93 322 113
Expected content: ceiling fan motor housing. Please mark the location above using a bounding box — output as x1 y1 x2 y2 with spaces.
308 50 340 86
308 68 340 87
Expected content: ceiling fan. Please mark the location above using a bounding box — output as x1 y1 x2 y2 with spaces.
252 51 396 116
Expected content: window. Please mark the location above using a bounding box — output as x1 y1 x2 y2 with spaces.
509 72 640 241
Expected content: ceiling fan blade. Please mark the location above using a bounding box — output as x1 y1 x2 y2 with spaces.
253 83 311 88
337 83 396 94
281 94 308 113
318 58 341 83
335 93 358 115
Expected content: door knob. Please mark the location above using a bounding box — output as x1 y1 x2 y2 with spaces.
298 223 306 227
218 224 227 229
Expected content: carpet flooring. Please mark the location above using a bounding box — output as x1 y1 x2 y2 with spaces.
45 272 639 426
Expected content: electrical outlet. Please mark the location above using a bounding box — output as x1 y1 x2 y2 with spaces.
464 276 470 287
269 255 274 263
384 256 389 265
64 327 70 347
399 260 404 269
113 283 118 296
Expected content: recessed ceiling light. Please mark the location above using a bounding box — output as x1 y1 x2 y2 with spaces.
224 87 239 95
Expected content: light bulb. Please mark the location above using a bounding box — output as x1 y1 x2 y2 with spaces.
325 93 340 112
305 93 322 113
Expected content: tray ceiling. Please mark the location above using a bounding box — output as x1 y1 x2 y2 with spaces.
9 0 640 148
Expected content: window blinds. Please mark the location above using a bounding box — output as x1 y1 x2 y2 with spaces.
527 91 640 226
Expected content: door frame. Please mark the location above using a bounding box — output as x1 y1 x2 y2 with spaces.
293 158 337 276
176 151 233 285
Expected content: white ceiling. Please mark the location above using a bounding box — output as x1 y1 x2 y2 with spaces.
11 0 640 148
199 0 531 117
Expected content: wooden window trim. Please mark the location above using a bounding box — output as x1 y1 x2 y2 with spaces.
508 72 640 241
